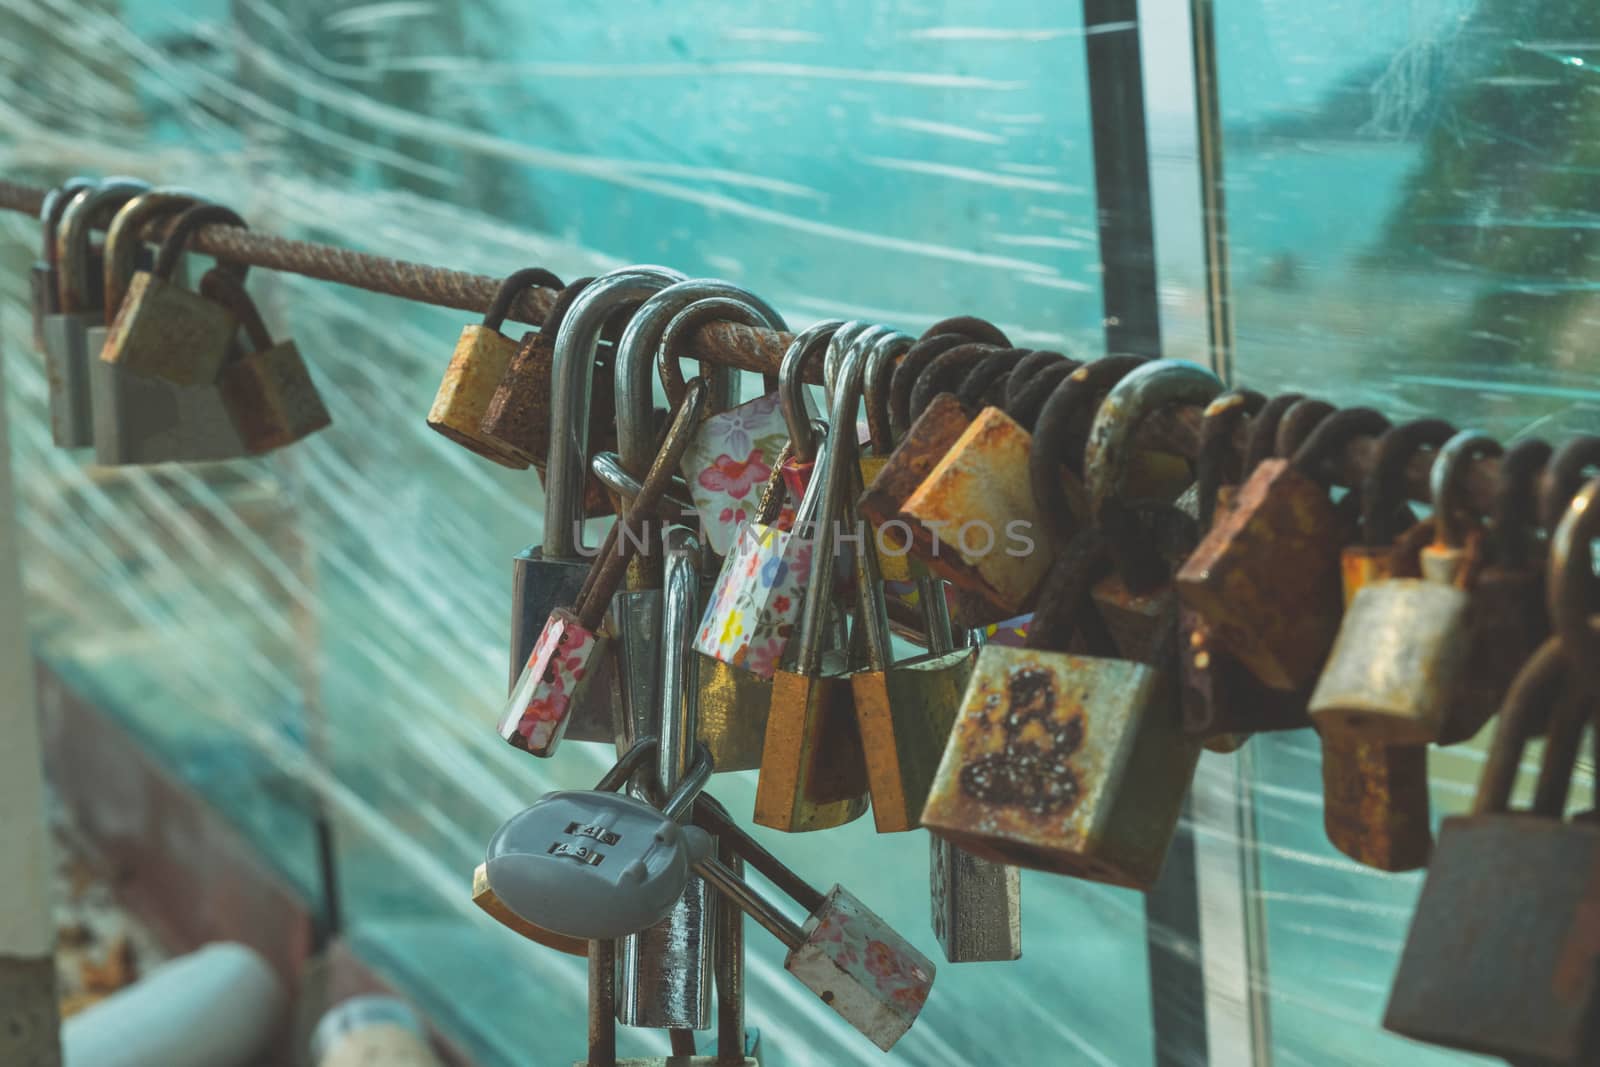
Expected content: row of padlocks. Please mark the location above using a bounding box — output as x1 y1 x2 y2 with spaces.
26 176 1600 1066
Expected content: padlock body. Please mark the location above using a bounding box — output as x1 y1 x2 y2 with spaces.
857 454 914 583
498 608 611 757
219 339 331 453
427 323 530 468
929 836 1021 963
1091 575 1174 665
1384 815 1600 1063
1439 564 1546 745
41 311 98 448
678 390 791 557
695 652 771 772
30 262 56 353
754 657 869 833
617 874 715 1029
101 271 238 385
1319 734 1431 871
857 392 970 550
900 406 1053 614
511 548 618 745
88 331 248 464
1179 607 1311 738
694 521 814 679
1308 579 1472 744
1176 459 1343 690
480 327 557 462
921 645 1199 889
471 863 587 957
785 885 936 1052
852 647 977 833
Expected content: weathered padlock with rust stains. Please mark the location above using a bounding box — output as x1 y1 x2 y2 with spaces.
1384 635 1600 1065
203 270 332 454
99 200 244 387
753 331 870 833
887 317 1010 439
1309 430 1492 744
428 266 562 467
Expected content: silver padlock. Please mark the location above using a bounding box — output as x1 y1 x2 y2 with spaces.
690 806 935 1052
509 266 684 744
88 195 248 465
618 528 717 1031
40 177 148 447
29 176 94 352
484 737 713 941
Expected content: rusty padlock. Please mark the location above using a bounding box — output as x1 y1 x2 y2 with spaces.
887 316 1010 440
202 270 332 453
99 199 244 386
1383 635 1600 1065
498 379 707 756
29 176 93 353
1548 472 1600 700
428 266 562 467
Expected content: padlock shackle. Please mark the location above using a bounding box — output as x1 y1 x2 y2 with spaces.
660 744 715 822
694 795 827 914
823 320 880 397
777 319 848 463
1361 419 1455 548
1475 634 1589 817
480 267 563 332
56 177 150 313
38 176 95 264
1028 355 1147 543
1290 407 1390 486
595 736 660 792
589 451 698 520
546 266 686 558
1271 398 1333 460
888 331 981 441
1430 430 1502 549
102 190 202 322
1004 354 1078 432
198 268 274 356
1240 392 1302 475
864 331 914 455
696 854 806 950
1491 438 1552 571
907 341 1012 423
572 377 709 630
1196 388 1265 530
955 347 1032 412
1539 434 1600 533
657 529 703 798
1548 475 1600 698
152 202 248 285
658 295 780 410
1084 359 1221 525
615 279 785 475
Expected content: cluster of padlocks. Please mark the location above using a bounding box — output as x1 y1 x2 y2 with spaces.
29 178 330 463
27 172 1600 1064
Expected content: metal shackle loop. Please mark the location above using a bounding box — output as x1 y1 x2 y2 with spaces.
101 189 202 321
1548 475 1600 698
198 268 273 354
39 176 95 264
1473 635 1587 817
658 295 780 409
1492 438 1553 571
863 330 913 454
777 319 848 464
1195 388 1265 529
1084 359 1222 525
152 202 248 285
481 267 563 332
545 265 686 557
1430 430 1503 550
56 177 150 312
1360 419 1455 548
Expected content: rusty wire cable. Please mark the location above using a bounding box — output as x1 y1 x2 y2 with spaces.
0 176 1536 514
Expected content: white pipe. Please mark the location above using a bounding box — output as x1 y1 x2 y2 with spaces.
62 942 285 1067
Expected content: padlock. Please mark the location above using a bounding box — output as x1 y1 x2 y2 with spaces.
920 526 1198 889
470 862 587 957
958 348 1051 412
690 807 935 1052
1001 351 1077 430
928 835 1021 964
845 340 978 834
887 316 1010 440
693 321 844 678
484 736 714 941
499 378 707 756
753 333 871 833
1083 361 1220 664
1309 430 1493 745
1549 473 1600 698
907 342 1027 421
1383 635 1600 1065
1538 433 1600 533
87 193 251 465
619 529 716 1030
508 267 683 730
642 288 789 556
427 266 562 467
1175 397 1381 691
1473 438 1553 697
200 269 331 453
40 177 148 447
29 176 93 352
849 325 920 584
100 200 245 386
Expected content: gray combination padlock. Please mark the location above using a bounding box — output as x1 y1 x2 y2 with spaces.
29 176 94 353
508 266 684 743
88 195 248 466
484 737 713 942
619 528 716 1031
40 176 148 448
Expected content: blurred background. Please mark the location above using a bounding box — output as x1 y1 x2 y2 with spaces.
2 0 1597 1063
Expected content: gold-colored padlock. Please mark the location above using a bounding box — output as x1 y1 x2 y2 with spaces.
471 863 587 957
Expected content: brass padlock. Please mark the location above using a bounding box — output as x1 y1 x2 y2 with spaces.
887 316 1009 440
1384 635 1600 1065
40 178 149 447
88 194 251 466
754 330 870 833
29 176 93 353
100 200 245 386
428 266 562 467
499 380 707 756
1309 431 1493 744
480 275 588 467
202 270 331 453
470 862 587 957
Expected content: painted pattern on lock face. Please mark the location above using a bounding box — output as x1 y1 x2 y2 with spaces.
680 391 790 555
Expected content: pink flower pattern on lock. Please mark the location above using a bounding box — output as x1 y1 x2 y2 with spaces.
806 899 932 1013
680 392 790 556
693 522 810 679
698 449 771 500
498 618 598 753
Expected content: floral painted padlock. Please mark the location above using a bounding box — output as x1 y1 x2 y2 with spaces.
692 321 846 678
498 378 708 756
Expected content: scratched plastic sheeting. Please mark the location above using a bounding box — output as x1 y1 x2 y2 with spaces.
0 0 1593 1065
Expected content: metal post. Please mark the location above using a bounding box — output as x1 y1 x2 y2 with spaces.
0 339 64 1065
1190 0 1237 384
